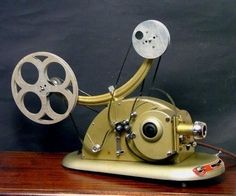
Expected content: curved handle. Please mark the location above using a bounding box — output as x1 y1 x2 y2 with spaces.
78 59 153 106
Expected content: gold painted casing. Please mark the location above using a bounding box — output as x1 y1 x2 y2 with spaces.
82 97 195 163
71 94 225 181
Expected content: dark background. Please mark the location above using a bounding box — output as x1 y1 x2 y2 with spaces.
0 0 235 153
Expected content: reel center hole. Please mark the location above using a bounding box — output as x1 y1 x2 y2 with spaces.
47 62 66 83
135 31 143 40
21 63 39 84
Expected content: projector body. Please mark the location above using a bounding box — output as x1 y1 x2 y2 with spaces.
11 20 225 181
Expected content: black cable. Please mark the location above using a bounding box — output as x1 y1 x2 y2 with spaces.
115 41 132 86
69 112 84 145
125 137 147 162
140 78 146 96
77 93 100 113
108 41 133 125
61 99 83 145
151 56 162 86
82 105 100 113
128 78 146 122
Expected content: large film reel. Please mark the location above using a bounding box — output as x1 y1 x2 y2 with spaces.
11 52 78 124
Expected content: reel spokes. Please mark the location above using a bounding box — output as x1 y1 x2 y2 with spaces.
11 52 79 124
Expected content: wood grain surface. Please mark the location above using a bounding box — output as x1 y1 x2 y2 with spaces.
0 151 235 195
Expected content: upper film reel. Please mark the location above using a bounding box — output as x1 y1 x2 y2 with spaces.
132 20 170 59
11 52 79 124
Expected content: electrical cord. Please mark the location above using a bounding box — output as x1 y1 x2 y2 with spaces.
198 141 236 160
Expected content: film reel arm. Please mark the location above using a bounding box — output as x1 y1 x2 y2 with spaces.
77 59 153 106
78 20 171 106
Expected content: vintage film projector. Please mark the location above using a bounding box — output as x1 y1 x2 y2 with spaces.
11 20 225 181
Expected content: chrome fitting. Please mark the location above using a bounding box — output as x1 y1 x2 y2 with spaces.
193 121 207 140
91 144 101 153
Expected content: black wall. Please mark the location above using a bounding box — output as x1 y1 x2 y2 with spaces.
0 0 235 153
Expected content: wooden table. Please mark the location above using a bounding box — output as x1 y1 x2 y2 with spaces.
0 151 235 195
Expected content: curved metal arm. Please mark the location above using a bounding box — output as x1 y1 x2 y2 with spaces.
78 59 154 106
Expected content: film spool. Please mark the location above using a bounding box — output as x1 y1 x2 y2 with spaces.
132 20 170 59
11 52 79 124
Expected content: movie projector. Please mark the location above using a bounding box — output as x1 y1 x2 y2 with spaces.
11 20 225 181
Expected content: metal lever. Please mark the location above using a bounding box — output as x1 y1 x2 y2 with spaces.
114 122 128 156
115 132 124 156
